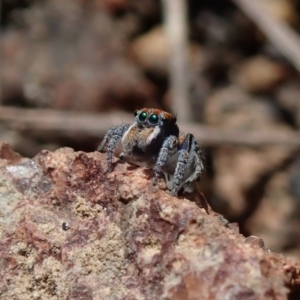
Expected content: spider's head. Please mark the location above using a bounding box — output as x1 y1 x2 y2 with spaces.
134 108 177 128
133 108 179 149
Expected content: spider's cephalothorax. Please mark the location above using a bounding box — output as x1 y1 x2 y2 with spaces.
98 108 204 196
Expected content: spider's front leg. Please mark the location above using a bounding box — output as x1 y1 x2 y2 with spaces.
97 124 130 172
152 135 178 187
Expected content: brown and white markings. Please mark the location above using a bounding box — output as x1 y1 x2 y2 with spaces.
98 108 204 196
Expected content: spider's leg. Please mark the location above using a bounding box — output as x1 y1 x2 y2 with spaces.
171 149 189 196
171 133 204 196
182 135 205 187
98 126 118 152
184 152 204 185
98 124 130 172
152 135 178 186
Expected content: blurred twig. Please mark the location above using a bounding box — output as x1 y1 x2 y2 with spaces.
161 0 192 122
233 0 300 72
1 106 300 147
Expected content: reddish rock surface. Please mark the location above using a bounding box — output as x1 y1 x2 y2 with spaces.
0 142 300 300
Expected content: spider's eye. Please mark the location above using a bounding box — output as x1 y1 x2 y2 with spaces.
134 110 139 117
148 114 159 124
138 111 148 122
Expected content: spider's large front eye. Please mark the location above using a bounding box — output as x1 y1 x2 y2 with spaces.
134 110 139 117
138 111 147 122
148 114 159 124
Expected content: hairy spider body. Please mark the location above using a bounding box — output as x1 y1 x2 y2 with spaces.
98 108 204 196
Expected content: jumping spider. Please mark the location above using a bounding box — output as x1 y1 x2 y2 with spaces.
98 108 204 196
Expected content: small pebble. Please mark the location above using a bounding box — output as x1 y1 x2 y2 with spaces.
62 222 70 231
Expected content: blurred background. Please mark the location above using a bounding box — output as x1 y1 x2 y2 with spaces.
1 0 300 261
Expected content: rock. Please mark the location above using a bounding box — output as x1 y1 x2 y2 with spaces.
130 26 171 74
0 142 300 299
0 142 23 166
204 86 296 219
261 0 298 25
1 30 30 105
245 171 299 258
2 0 157 111
211 145 296 219
230 55 288 94
130 26 203 75
204 86 280 129
277 83 300 128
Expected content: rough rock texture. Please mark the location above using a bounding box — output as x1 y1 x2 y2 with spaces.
0 142 300 300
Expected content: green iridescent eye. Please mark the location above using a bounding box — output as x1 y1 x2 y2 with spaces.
148 114 159 124
138 111 147 122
